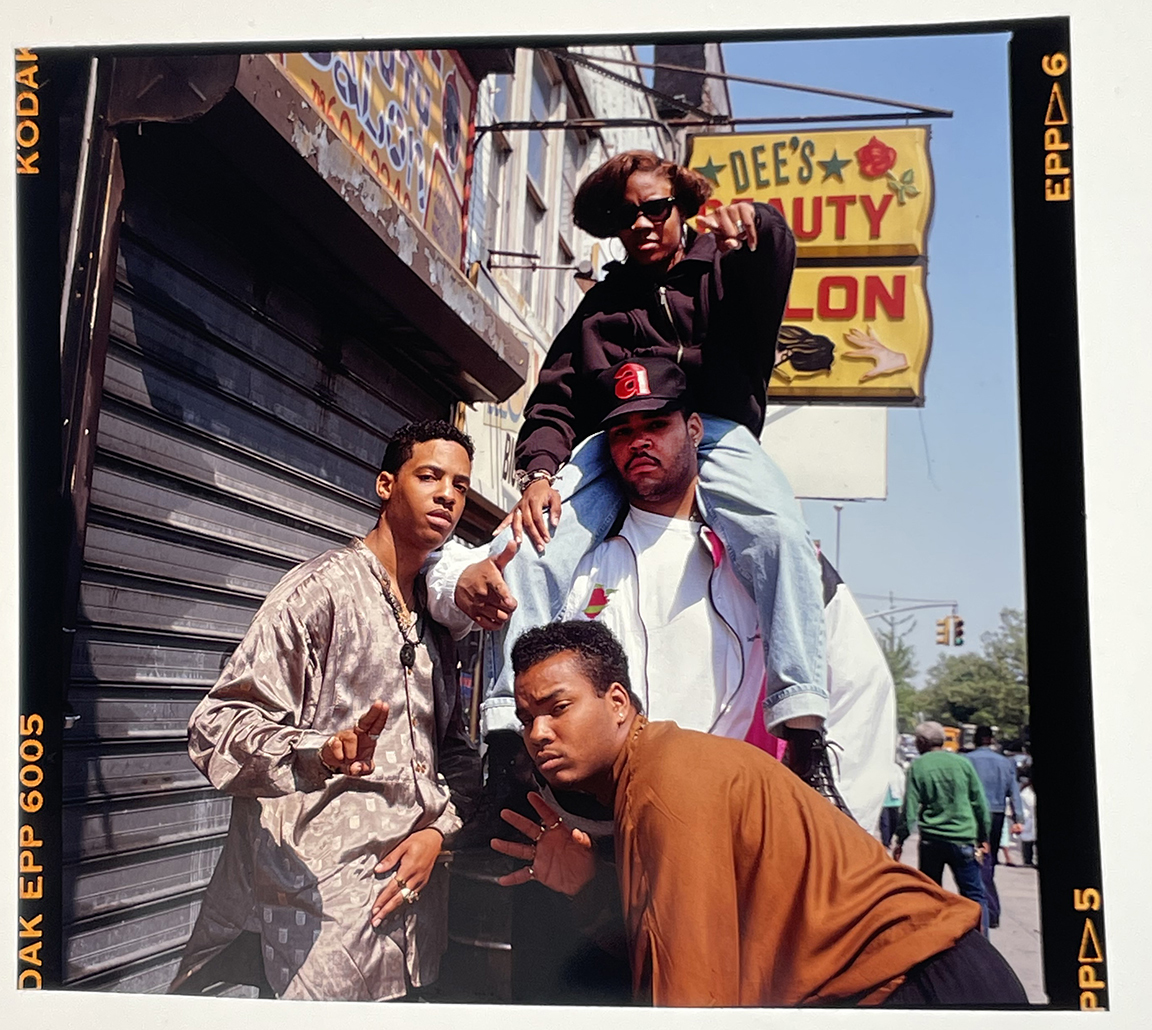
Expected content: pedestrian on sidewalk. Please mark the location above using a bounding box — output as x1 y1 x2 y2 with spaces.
1018 776 1037 867
879 758 906 850
964 727 1023 929
894 722 991 934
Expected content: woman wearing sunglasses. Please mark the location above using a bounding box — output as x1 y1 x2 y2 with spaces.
447 150 832 796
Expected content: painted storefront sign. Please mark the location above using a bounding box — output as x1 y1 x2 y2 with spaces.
270 50 476 265
689 126 933 257
688 127 934 403
774 265 930 401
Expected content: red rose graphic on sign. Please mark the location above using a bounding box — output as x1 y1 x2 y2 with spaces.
855 136 898 179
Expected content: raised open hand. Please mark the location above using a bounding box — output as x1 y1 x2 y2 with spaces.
490 791 596 897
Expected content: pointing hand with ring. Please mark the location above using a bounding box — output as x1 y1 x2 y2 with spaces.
695 200 758 253
319 700 389 777
489 792 596 897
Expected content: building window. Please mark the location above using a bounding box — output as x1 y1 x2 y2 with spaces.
486 134 512 256
491 72 513 123
527 56 555 194
560 130 585 246
554 237 575 336
466 73 516 270
522 189 546 314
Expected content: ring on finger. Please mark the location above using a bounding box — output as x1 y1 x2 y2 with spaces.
527 865 536 880
545 817 563 831
395 875 408 890
532 825 545 843
735 219 746 233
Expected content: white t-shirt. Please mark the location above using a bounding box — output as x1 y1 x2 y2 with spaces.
564 507 766 742
608 507 744 730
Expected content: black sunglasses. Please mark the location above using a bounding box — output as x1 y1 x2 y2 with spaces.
613 196 677 232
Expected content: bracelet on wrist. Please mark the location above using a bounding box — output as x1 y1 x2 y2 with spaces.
514 468 555 494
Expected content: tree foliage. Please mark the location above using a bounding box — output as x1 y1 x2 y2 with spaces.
875 621 920 732
916 608 1029 737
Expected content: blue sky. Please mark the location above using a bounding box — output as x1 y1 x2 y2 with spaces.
697 33 1023 685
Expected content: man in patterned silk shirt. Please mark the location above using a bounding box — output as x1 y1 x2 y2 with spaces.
168 420 481 1001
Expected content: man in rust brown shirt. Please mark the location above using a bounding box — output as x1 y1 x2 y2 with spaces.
491 620 1028 1007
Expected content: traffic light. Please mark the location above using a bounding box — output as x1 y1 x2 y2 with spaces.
936 617 951 645
953 616 965 646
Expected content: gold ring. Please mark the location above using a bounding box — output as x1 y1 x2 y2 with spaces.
527 865 536 880
533 825 545 842
395 875 408 889
545 818 563 831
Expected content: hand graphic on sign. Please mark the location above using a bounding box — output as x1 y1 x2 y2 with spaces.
842 326 910 381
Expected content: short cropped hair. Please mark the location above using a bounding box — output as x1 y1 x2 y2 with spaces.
380 419 474 474
573 150 713 239
974 725 995 747
511 620 645 714
914 721 946 753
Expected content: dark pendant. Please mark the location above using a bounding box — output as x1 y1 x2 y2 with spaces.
400 641 416 669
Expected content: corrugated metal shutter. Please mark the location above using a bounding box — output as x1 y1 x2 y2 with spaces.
63 172 450 993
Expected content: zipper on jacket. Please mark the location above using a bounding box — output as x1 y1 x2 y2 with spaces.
620 534 653 716
705 535 748 735
657 284 684 364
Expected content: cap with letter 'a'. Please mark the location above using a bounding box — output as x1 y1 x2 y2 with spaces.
596 356 691 427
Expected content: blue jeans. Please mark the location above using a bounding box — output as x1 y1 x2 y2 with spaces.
479 416 828 738
918 836 990 936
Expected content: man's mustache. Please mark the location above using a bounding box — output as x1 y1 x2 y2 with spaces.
625 452 662 472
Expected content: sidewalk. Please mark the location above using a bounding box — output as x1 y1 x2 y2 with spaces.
899 836 1047 1004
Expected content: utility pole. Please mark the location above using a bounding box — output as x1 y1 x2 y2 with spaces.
875 588 916 650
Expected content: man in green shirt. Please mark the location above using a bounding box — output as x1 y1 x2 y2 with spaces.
894 721 991 934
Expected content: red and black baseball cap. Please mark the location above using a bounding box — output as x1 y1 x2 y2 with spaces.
596 357 693 427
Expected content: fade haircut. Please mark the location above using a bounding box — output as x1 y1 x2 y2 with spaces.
512 620 645 714
573 150 713 239
380 419 474 474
